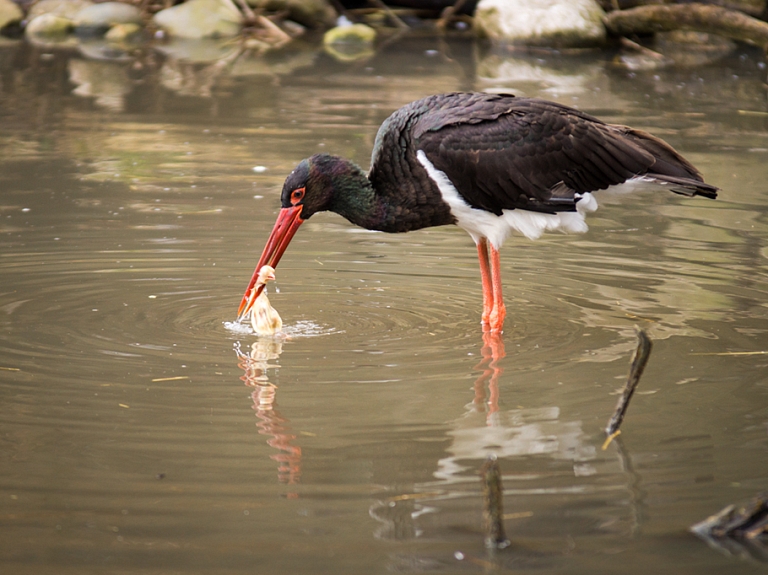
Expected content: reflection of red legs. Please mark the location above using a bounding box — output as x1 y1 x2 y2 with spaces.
472 331 506 420
237 343 302 486
477 238 506 333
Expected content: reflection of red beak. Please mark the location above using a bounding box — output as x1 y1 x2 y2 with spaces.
237 206 304 321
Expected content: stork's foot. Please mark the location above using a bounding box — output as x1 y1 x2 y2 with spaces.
481 301 506 333
485 302 506 334
481 300 494 327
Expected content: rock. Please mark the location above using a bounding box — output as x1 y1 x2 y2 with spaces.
323 23 376 61
28 0 93 20
25 13 73 37
153 0 243 39
74 2 142 29
25 13 79 47
474 0 606 48
104 22 142 42
323 23 376 45
0 0 23 30
247 0 336 30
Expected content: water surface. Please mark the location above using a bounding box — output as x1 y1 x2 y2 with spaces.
1 37 767 574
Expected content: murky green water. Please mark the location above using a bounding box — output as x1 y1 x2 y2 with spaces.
1 36 767 574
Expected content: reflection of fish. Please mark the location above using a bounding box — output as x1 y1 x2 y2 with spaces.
235 340 300 485
249 265 282 335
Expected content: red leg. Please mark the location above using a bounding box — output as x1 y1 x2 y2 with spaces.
488 244 506 333
477 238 494 326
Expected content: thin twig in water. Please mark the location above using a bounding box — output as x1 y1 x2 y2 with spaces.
603 329 652 445
233 0 257 23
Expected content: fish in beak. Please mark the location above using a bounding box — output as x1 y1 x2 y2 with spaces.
237 205 304 321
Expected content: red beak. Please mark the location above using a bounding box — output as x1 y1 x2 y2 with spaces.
237 205 304 321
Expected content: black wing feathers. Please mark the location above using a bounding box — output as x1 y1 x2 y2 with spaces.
413 93 716 214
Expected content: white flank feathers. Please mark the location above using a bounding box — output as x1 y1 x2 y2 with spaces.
417 150 598 249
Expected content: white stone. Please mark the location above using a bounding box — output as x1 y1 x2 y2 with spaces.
25 14 72 37
0 0 22 30
153 0 243 39
28 0 93 21
74 2 142 27
474 0 606 48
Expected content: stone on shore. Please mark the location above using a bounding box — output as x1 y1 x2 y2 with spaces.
474 0 606 48
104 22 142 42
74 2 142 30
28 0 93 21
323 23 376 46
153 0 244 39
25 13 73 37
323 23 376 62
0 0 23 30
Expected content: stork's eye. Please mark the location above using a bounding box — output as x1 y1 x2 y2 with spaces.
290 188 305 205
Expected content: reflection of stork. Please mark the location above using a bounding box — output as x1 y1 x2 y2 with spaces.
236 340 301 486
369 334 651 557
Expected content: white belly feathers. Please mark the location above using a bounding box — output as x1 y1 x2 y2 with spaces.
416 150 598 248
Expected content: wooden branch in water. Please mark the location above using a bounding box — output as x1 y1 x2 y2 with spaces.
604 329 652 439
480 455 510 549
604 3 768 50
691 492 768 560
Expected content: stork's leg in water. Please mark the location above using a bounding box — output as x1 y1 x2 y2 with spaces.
477 239 506 332
488 243 506 333
477 238 494 327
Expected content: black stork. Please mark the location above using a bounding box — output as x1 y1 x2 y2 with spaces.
237 92 718 333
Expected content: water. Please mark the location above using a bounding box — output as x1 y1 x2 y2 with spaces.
1 36 767 574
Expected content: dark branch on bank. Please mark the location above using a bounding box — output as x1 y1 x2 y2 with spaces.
604 3 768 50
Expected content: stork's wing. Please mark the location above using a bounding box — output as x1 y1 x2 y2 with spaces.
414 95 714 215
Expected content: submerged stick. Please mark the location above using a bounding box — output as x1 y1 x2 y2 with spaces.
604 329 653 440
480 455 510 549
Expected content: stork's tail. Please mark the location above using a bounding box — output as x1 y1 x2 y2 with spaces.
615 125 719 200
644 173 718 199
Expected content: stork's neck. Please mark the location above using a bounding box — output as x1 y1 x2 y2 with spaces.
317 155 454 233
324 162 379 229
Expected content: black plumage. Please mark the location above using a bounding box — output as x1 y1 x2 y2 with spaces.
370 92 716 220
